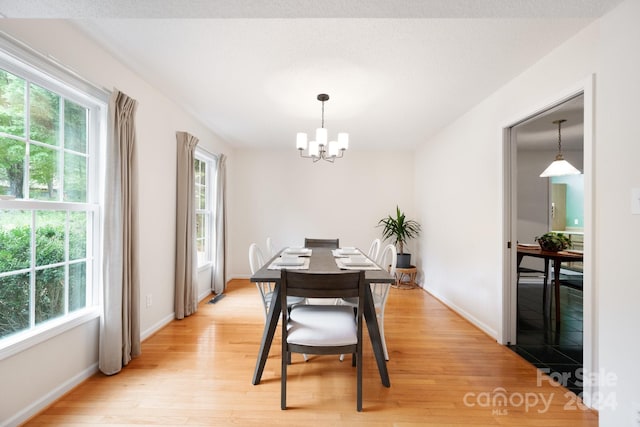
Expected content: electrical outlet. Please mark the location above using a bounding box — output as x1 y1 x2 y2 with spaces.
146 294 152 308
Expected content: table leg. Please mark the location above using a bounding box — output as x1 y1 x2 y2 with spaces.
553 259 561 327
516 253 524 283
252 283 282 385
363 285 391 387
543 259 550 314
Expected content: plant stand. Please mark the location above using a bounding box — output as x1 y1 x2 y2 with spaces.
393 266 418 289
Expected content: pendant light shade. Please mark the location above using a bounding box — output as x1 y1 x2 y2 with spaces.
539 119 581 177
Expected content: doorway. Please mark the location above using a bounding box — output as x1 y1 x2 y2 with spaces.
501 78 595 405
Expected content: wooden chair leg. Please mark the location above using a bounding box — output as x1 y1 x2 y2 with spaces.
356 346 362 411
281 348 287 410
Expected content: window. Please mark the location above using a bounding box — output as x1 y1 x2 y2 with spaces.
0 42 105 355
194 149 217 268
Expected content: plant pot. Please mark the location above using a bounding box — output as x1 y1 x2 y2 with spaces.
538 240 561 252
397 253 412 268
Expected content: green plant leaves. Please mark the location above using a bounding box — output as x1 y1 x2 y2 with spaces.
377 205 421 254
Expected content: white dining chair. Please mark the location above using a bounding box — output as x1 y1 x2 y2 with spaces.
266 236 277 258
249 242 307 361
367 238 381 262
339 243 396 361
249 243 273 319
249 243 305 319
280 270 366 411
372 243 396 360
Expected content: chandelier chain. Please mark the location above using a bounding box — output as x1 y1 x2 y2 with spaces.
557 121 562 154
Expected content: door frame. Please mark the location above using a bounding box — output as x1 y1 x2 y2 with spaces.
500 75 596 406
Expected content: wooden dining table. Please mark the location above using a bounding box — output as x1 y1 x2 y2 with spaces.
517 244 583 327
250 247 394 387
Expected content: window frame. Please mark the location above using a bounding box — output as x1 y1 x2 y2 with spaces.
194 148 217 271
0 35 107 360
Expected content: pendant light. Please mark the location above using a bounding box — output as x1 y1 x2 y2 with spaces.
539 119 581 177
296 94 348 163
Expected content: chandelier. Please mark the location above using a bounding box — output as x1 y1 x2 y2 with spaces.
296 93 349 162
539 119 581 177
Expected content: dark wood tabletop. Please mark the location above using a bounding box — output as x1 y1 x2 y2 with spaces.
250 247 396 284
516 244 583 263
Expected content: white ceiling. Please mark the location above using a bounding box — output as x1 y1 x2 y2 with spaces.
515 95 584 152
0 1 622 150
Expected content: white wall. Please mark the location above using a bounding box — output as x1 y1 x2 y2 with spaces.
415 0 640 424
595 0 640 425
415 4 599 335
229 148 416 278
0 20 232 426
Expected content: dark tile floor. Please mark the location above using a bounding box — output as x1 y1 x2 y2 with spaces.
508 276 584 395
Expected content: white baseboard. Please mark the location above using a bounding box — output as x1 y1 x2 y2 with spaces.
140 312 175 341
422 285 498 340
2 363 98 427
199 289 213 301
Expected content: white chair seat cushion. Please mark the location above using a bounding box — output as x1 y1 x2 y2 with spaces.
264 291 305 307
286 296 306 306
342 293 383 307
287 305 357 346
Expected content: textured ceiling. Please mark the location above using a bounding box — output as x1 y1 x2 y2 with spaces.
0 0 622 150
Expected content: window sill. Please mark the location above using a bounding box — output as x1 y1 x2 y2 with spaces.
0 307 101 361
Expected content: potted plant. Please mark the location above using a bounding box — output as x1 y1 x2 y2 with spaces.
378 206 421 268
535 232 572 252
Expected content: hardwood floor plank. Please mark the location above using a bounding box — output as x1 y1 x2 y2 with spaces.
23 279 598 426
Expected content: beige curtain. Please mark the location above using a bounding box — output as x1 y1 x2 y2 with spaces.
175 131 199 319
99 89 140 375
212 154 226 295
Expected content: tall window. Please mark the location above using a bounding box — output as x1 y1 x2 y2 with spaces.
194 149 217 268
0 47 104 351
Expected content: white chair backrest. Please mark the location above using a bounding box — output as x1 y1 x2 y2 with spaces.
249 243 265 274
249 243 274 320
378 244 397 276
367 238 381 261
266 237 276 258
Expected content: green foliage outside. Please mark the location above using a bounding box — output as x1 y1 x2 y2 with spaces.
0 68 88 201
0 211 87 339
1 67 90 340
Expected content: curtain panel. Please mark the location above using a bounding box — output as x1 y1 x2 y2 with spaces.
175 131 199 319
212 153 227 295
99 89 141 375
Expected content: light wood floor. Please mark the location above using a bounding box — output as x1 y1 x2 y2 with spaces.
24 279 598 426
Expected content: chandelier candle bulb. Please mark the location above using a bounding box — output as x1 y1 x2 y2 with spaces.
338 132 349 150
309 140 320 157
316 128 328 147
328 141 339 157
296 132 308 150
